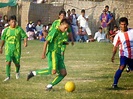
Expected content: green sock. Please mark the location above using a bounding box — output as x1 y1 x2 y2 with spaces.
51 74 65 86
16 65 20 73
6 65 11 77
36 68 51 75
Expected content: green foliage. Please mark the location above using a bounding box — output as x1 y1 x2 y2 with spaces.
0 41 132 99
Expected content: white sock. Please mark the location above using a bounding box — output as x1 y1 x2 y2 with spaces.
47 84 52 88
32 71 36 76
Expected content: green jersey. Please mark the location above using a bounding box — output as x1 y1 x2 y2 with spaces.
1 26 27 56
46 28 64 54
49 19 71 41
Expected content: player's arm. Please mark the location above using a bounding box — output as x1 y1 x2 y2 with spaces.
42 40 48 59
111 46 117 62
69 32 74 46
0 40 5 54
24 38 28 47
20 27 28 47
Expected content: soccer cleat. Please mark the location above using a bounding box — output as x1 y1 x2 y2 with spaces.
16 73 20 79
112 84 118 89
126 67 130 73
3 77 10 82
27 71 34 81
45 84 53 91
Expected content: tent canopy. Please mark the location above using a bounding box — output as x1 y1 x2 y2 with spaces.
0 0 17 8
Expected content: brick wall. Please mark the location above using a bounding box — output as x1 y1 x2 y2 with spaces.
64 0 133 34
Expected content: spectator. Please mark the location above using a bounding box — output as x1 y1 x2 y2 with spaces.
77 9 93 40
71 9 79 41
94 27 108 42
39 25 48 41
3 15 9 25
26 21 36 40
100 9 112 39
77 27 88 42
35 20 43 39
109 25 119 43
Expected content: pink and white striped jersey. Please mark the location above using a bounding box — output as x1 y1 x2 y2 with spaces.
113 29 133 59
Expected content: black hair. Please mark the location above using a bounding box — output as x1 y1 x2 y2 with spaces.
105 5 109 8
3 15 8 20
59 10 66 16
9 15 17 21
71 9 75 11
81 9 85 13
60 18 70 25
37 20 41 22
99 27 102 30
119 17 128 25
113 25 118 29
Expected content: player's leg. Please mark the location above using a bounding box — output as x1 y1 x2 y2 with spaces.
13 56 21 79
46 54 67 90
27 52 52 81
112 56 127 88
127 58 133 72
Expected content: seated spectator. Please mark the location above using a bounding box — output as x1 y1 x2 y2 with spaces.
77 27 88 42
94 27 108 42
3 15 8 25
26 21 36 40
35 20 43 39
109 25 118 43
1 23 9 36
39 25 48 41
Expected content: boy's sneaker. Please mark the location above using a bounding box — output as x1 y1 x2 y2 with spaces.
45 84 53 91
16 73 20 79
112 84 118 89
27 71 34 81
3 77 10 82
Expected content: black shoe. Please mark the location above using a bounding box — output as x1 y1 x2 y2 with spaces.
112 84 118 89
27 71 34 81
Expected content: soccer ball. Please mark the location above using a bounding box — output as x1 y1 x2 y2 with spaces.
65 81 75 92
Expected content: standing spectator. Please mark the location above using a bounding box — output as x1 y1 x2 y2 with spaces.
71 9 79 41
111 17 133 88
35 20 43 39
3 15 9 25
77 9 93 40
100 9 112 39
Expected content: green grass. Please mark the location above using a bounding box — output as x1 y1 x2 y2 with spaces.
0 41 132 99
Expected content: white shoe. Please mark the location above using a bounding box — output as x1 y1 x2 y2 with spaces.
46 84 53 91
3 77 10 82
16 73 20 79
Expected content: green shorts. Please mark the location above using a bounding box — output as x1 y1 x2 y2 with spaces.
47 51 66 73
6 54 20 64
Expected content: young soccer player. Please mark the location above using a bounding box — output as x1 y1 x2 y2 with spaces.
111 17 133 88
49 10 74 60
27 19 70 90
0 15 28 82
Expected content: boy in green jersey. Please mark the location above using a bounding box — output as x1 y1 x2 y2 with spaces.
27 19 70 90
0 15 28 82
49 10 74 60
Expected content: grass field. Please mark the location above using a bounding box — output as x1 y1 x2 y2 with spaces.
0 40 132 99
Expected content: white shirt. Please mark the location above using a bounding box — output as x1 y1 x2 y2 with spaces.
113 29 133 59
94 31 105 42
36 24 43 32
77 15 88 28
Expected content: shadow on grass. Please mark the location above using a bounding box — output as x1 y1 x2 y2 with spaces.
105 87 128 91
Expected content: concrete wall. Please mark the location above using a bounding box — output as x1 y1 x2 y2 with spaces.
64 0 133 34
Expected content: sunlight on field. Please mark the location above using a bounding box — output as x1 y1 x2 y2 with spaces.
0 41 132 99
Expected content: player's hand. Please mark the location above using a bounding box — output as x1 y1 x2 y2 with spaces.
111 56 115 63
41 54 46 59
0 48 3 54
52 70 56 74
24 43 27 47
